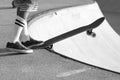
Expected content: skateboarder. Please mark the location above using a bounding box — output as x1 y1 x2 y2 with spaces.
6 0 43 53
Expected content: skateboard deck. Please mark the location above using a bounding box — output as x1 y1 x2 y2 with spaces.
29 17 105 49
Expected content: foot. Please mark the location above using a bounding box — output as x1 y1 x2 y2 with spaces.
22 39 44 47
22 39 53 49
6 42 33 53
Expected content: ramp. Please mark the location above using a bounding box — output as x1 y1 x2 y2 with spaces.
28 2 120 73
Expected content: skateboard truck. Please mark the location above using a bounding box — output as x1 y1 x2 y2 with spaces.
86 29 96 37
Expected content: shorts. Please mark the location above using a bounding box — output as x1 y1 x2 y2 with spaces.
13 0 38 12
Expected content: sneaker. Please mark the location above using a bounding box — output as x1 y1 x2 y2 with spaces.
6 42 33 53
22 39 53 49
22 39 44 47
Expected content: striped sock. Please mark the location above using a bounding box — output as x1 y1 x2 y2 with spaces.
15 16 29 36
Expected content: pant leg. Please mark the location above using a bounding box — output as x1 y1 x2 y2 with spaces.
13 0 38 12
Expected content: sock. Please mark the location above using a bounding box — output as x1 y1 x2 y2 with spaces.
17 16 29 36
13 16 29 43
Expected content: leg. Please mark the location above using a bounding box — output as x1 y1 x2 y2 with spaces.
11 0 45 48
13 8 30 43
6 8 33 53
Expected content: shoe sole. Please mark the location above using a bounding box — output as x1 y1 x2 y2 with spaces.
7 48 33 53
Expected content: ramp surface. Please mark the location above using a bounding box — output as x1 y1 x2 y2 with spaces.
29 2 120 73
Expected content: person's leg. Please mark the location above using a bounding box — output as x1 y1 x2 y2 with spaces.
13 8 30 43
6 8 33 53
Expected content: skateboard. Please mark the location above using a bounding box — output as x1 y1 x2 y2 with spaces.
29 17 105 49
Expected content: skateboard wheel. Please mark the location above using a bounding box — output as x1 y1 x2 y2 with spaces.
86 30 92 35
86 30 96 37
91 32 96 37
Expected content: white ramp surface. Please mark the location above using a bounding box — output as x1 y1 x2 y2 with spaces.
29 2 120 73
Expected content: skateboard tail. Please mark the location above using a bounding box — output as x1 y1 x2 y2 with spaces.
31 17 105 49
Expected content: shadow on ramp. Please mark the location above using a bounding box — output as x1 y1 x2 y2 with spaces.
0 52 27 57
0 48 28 57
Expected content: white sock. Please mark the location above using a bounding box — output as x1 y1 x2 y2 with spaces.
13 16 28 43
13 27 23 43
17 16 29 36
